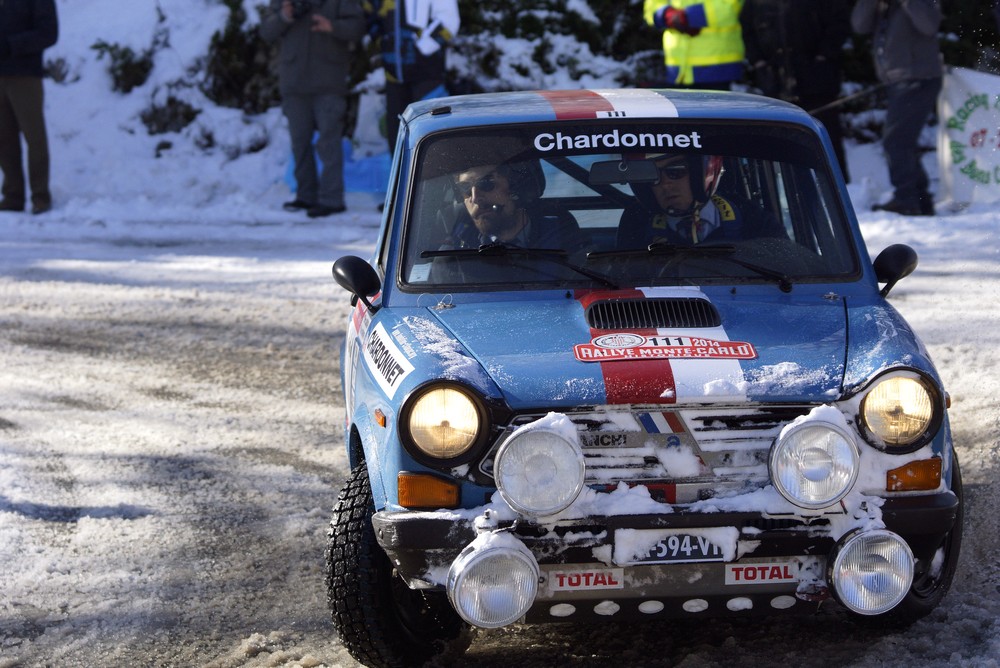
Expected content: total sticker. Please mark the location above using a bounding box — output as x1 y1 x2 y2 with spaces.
549 568 625 591
725 561 800 585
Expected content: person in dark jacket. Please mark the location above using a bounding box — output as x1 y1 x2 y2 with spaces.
0 0 58 214
261 0 365 218
741 0 851 181
364 0 460 155
852 0 943 216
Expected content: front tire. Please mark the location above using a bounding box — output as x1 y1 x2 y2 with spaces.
325 465 469 668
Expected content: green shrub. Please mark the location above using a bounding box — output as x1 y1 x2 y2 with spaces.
91 40 155 93
141 95 201 135
202 0 280 114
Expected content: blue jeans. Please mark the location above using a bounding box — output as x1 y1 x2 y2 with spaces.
283 93 347 208
883 77 942 206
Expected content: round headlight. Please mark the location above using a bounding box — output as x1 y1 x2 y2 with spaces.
769 421 860 509
447 533 539 628
404 385 482 461
830 529 914 615
495 424 585 517
860 374 937 451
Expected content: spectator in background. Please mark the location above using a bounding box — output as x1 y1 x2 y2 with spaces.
643 0 745 90
852 0 943 216
365 0 460 155
261 0 365 218
0 0 59 215
741 0 851 181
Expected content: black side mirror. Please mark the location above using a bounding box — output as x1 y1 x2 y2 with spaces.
332 255 382 312
873 243 918 298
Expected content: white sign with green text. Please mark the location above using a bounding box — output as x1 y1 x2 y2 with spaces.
939 66 1000 207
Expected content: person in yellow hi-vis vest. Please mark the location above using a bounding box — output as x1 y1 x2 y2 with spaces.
644 0 745 90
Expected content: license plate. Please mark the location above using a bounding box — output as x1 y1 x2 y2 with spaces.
614 527 738 565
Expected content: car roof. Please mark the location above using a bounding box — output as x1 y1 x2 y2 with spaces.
400 88 819 137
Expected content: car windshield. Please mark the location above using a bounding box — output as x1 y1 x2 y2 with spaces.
400 120 859 291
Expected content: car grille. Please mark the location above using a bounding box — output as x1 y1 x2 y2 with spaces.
481 405 813 504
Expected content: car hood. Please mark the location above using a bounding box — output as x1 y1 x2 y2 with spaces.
427 287 848 409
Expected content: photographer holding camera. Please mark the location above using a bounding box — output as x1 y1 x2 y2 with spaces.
261 0 365 218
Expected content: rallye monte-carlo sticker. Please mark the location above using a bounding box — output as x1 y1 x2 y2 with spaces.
574 287 754 405
574 334 757 362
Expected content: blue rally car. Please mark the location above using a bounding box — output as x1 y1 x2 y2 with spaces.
326 89 962 667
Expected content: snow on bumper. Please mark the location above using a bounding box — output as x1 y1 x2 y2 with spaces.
371 489 958 625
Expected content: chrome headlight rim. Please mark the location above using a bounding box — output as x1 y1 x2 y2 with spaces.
829 529 915 616
769 418 861 510
494 422 585 517
398 381 492 467
858 369 943 454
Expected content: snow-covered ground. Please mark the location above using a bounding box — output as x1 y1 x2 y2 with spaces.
2 2 999 666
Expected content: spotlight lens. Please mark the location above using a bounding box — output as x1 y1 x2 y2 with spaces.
495 427 584 517
831 530 914 615
770 422 860 509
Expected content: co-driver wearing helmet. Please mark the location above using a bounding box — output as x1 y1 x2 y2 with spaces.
618 153 783 248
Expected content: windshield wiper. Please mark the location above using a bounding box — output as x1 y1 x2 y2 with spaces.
423 242 619 288
587 242 793 292
587 242 737 260
647 241 736 256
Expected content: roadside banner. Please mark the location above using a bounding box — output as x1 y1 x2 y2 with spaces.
938 66 1000 206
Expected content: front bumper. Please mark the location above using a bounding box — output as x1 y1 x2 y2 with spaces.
372 490 959 622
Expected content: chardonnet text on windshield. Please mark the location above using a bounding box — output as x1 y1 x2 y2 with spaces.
534 130 703 152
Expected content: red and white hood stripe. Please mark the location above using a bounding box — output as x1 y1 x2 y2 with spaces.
537 89 680 120
576 286 748 405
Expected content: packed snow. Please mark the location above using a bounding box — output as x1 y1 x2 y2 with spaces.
1 1 999 666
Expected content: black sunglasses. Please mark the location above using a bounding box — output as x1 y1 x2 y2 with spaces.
454 173 498 199
657 163 689 182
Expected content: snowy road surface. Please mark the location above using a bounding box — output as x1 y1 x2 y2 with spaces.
1 209 998 667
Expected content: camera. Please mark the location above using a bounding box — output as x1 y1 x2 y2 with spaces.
290 0 322 19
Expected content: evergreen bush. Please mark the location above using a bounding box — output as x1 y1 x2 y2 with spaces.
141 95 201 135
202 0 281 114
91 40 155 94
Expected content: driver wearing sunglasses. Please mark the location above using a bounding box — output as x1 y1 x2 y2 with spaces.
618 152 782 248
444 160 582 252
452 164 529 244
648 155 702 223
